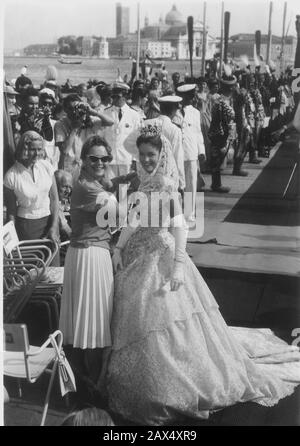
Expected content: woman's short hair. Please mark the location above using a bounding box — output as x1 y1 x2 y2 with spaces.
61 408 115 427
131 87 148 102
15 130 44 161
23 86 39 100
136 133 162 152
80 135 113 161
63 93 82 111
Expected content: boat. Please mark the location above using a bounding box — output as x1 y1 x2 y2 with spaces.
58 57 82 65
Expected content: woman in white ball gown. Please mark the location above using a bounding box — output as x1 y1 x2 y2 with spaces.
103 125 300 426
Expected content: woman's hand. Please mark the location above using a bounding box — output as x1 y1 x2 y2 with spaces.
170 261 184 292
47 225 60 243
112 248 123 273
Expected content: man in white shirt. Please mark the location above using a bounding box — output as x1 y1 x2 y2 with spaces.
177 84 206 221
157 95 185 191
102 82 142 178
55 93 114 177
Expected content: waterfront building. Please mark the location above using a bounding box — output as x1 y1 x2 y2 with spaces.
228 33 297 67
82 37 94 57
23 44 58 57
93 38 109 59
110 3 217 60
122 37 172 59
116 2 130 37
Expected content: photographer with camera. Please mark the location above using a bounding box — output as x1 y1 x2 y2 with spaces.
39 87 60 170
54 93 114 176
17 87 53 145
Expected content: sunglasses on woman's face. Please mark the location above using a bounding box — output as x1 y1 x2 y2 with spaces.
88 155 111 163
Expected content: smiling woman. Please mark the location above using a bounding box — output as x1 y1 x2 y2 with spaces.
3 131 60 250
59 134 118 387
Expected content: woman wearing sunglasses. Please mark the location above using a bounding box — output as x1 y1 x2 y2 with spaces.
59 134 118 389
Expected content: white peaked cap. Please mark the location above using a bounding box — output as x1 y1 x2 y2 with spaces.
158 95 182 103
177 84 196 93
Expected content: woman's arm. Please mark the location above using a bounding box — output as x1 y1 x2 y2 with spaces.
47 177 60 241
4 186 17 224
87 105 114 126
169 193 188 292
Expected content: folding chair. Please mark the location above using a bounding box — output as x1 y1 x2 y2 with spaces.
2 221 58 323
3 324 68 426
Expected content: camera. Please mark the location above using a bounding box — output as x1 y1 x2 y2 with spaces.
72 102 89 120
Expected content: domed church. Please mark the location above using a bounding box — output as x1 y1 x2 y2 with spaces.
140 4 217 60
165 4 185 26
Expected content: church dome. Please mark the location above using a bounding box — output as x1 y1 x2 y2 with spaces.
165 4 184 26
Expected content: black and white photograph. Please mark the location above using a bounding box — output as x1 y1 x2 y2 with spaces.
1 0 300 428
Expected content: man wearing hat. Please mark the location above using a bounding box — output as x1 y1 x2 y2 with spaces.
153 95 185 191
208 73 237 192
176 83 205 221
102 82 142 178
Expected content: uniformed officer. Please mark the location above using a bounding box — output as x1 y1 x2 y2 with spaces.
156 95 185 192
208 74 237 193
102 82 142 178
176 84 205 221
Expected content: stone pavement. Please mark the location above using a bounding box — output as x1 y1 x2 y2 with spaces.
187 139 300 277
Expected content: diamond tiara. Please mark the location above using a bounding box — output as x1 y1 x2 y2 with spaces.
139 122 162 138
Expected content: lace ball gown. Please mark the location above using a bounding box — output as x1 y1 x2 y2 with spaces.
105 226 300 426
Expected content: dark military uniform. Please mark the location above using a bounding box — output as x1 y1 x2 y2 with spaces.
208 95 236 190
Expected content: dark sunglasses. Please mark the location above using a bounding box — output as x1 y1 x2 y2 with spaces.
88 155 111 163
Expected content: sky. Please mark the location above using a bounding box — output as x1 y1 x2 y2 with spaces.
2 0 300 50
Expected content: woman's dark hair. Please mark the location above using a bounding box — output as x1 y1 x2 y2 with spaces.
24 86 39 99
150 77 159 88
131 87 147 102
63 93 82 110
136 134 162 152
219 83 235 95
52 102 64 117
80 135 113 161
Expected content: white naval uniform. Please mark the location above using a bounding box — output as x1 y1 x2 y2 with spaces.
102 103 142 177
181 105 205 218
156 115 185 190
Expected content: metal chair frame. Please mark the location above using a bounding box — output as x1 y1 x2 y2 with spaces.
3 324 64 426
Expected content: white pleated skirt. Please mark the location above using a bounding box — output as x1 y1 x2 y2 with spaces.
59 246 113 349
